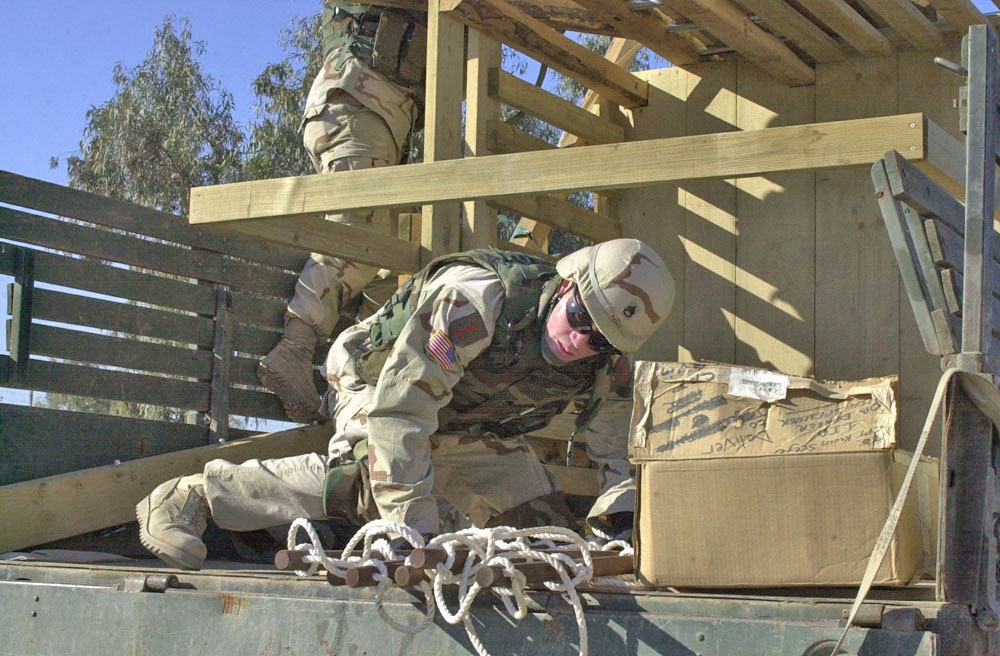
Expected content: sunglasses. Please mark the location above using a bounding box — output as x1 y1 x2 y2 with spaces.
566 288 616 353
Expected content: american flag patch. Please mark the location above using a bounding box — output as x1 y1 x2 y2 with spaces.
425 329 457 370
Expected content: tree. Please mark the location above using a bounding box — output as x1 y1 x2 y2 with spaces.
244 13 324 180
57 16 244 215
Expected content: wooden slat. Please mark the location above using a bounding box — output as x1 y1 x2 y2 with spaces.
229 386 296 422
805 0 894 54
31 288 215 346
664 0 816 86
0 404 207 485
0 205 297 296
942 268 963 315
5 359 210 411
0 170 307 271
740 0 846 62
925 218 965 270
190 113 930 226
487 194 622 242
441 0 649 108
567 0 702 65
28 324 212 381
864 0 944 49
0 425 333 552
488 69 625 145
488 120 558 154
227 290 288 329
930 0 988 32
23 248 216 316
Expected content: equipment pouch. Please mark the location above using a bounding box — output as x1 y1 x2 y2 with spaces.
371 12 427 87
322 439 379 524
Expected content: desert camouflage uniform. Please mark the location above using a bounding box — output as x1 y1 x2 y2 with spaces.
203 253 635 536
288 1 424 340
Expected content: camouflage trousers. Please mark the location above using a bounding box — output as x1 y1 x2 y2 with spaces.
200 430 558 534
287 91 402 340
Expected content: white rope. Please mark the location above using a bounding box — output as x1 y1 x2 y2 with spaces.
286 519 633 656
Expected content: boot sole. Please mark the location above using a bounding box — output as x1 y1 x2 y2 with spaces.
257 361 320 423
136 497 204 570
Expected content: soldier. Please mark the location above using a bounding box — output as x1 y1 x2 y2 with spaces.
257 1 427 423
137 239 674 570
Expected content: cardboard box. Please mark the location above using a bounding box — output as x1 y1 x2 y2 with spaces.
630 361 925 588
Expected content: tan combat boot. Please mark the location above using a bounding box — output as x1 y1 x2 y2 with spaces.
136 475 210 570
257 317 321 423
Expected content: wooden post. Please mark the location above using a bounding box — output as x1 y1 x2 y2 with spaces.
208 286 233 442
422 0 466 262
463 30 501 250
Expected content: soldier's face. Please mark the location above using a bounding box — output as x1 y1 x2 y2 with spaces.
543 282 602 363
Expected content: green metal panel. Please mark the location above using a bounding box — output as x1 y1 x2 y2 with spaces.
0 562 943 656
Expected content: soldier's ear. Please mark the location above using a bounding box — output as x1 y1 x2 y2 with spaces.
557 279 573 296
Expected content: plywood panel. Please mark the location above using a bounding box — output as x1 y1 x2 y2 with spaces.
679 60 738 364
621 68 690 362
733 60 816 376
814 54 900 382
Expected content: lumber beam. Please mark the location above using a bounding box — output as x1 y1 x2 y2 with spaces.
463 31 501 250
488 69 625 146
488 194 623 243
740 0 846 62
932 0 988 32
213 217 422 272
567 0 702 65
488 120 558 154
863 0 944 50
804 0 894 55
0 426 332 552
190 113 933 227
440 0 649 108
659 0 816 86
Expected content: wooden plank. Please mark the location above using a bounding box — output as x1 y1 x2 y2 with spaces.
487 194 622 242
883 149 965 236
0 425 333 552
25 248 216 316
4 359 210 411
441 0 649 108
567 0 702 66
31 288 215 346
0 170 307 271
0 404 207 485
0 205 297 295
463 31 501 250
213 217 422 273
942 268 963 315
27 324 212 381
423 0 465 262
208 288 233 441
733 58 817 376
488 69 625 145
664 0 816 86
740 0 846 62
488 120 557 154
189 113 930 226
806 0 894 54
930 0 988 32
863 0 944 50
229 385 294 422
227 290 288 330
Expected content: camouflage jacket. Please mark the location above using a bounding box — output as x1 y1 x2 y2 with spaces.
324 250 635 534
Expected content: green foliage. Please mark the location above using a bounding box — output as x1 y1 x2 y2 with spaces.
60 16 244 215
244 12 324 180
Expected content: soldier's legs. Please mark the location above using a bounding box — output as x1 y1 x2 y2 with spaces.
429 433 576 530
259 93 401 423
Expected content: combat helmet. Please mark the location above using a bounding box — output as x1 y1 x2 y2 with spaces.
556 239 674 353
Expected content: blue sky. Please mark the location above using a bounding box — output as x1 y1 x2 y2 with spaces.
1 1 316 186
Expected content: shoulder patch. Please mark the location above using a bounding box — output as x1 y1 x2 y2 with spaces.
448 313 488 347
425 329 457 371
